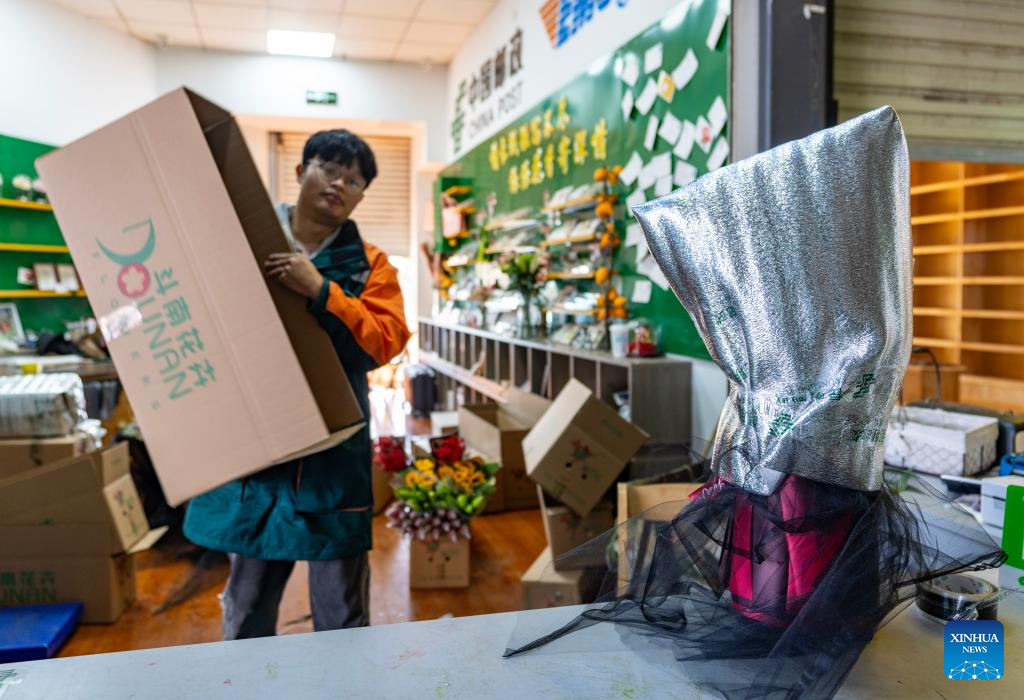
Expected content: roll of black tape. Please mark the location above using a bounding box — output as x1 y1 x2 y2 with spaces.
916 574 999 622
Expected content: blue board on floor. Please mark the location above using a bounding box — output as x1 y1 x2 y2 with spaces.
0 603 83 662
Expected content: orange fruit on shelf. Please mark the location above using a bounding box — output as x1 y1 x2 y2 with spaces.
594 166 608 182
595 201 614 219
595 266 609 284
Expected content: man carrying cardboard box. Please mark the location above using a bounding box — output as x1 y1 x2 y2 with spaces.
184 130 410 638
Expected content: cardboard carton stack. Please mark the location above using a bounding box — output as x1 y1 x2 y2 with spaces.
36 88 365 507
519 379 648 609
457 387 551 513
0 443 164 622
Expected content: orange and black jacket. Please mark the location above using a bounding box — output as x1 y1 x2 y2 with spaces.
184 218 411 561
307 219 411 374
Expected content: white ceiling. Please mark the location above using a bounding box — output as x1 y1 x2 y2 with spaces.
49 0 496 64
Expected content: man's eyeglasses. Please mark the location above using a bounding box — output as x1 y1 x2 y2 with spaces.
314 161 366 193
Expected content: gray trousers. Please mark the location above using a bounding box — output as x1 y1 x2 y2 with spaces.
222 552 370 640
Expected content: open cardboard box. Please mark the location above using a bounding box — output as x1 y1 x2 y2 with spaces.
0 432 95 481
459 387 551 512
0 443 163 622
37 88 364 505
523 379 648 517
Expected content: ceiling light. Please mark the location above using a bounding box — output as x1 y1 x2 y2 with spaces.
266 30 336 58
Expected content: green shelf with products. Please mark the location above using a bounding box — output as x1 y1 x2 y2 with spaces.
0 134 92 336
434 0 731 361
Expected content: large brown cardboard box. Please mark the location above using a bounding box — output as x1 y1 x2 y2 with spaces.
0 443 163 555
521 546 601 609
615 482 703 594
522 379 648 517
408 537 470 589
0 443 164 622
0 526 135 623
0 432 94 480
459 388 551 512
538 486 614 569
36 88 364 505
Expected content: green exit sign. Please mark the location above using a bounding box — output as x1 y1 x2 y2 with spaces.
306 90 338 105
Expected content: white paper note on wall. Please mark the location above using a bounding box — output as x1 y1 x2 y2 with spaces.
644 115 660 151
621 54 640 87
639 161 657 190
631 279 653 304
620 152 643 186
708 95 728 137
655 175 673 197
625 223 644 247
672 49 699 90
651 152 672 178
707 137 730 171
674 161 697 187
695 116 714 153
635 79 658 115
621 90 634 121
658 112 683 144
634 236 650 264
626 189 647 212
707 8 729 50
644 43 663 74
674 120 696 160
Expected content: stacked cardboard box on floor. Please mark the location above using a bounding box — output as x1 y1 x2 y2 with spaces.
521 379 648 608
0 432 95 481
0 443 164 622
537 486 614 570
36 87 365 507
458 387 551 512
408 537 471 589
523 379 648 516
615 481 704 594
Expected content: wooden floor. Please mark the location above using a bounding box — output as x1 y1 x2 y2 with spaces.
59 387 548 657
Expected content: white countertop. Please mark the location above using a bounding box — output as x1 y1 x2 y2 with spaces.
2 577 1020 700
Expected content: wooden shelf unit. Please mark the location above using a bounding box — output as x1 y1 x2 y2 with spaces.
0 197 53 211
910 160 1024 412
418 317 691 443
0 290 86 298
0 242 69 253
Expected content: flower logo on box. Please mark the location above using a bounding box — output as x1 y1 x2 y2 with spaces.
117 263 150 298
945 620 1004 680
94 218 218 409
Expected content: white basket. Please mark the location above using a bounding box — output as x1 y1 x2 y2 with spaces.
884 406 998 476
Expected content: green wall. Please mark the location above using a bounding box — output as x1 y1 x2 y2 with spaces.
439 1 730 360
0 134 92 335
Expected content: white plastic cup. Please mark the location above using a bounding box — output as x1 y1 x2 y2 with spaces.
609 323 629 358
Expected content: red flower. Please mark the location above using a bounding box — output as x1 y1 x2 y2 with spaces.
373 437 409 474
431 434 466 464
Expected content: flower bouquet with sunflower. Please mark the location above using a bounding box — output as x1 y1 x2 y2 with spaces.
386 436 499 543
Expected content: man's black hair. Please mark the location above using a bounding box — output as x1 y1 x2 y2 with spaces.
302 130 378 187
